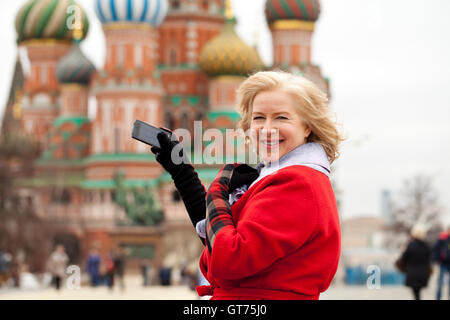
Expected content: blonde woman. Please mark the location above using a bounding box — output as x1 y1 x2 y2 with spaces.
151 71 345 300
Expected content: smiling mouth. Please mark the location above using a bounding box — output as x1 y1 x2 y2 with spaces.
261 140 284 146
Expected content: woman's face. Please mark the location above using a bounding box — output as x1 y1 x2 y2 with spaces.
250 89 311 163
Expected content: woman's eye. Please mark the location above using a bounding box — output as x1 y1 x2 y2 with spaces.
276 116 288 120
253 116 264 120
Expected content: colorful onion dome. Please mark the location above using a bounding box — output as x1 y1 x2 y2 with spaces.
56 44 96 84
43 116 91 160
95 0 169 27
15 0 89 43
199 18 263 77
265 0 321 24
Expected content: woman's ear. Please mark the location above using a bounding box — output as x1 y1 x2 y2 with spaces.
304 126 312 139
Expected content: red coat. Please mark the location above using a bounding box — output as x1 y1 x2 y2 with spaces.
198 165 341 300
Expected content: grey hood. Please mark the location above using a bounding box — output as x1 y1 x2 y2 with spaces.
249 142 331 189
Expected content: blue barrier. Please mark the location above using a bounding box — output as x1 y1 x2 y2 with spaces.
345 266 405 285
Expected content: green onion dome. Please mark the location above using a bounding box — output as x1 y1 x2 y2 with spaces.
56 44 96 85
15 0 89 43
265 0 321 24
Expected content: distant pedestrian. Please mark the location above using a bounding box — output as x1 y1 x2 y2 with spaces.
432 225 450 300
0 249 12 288
86 248 101 287
399 225 432 300
114 247 126 291
181 261 198 291
46 245 69 291
104 251 115 290
159 266 172 286
140 259 150 287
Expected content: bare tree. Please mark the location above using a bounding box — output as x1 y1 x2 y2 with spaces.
0 132 45 276
386 174 444 248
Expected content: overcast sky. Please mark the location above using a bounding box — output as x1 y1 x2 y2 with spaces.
1 0 449 225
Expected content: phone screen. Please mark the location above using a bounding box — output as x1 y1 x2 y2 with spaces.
132 120 171 148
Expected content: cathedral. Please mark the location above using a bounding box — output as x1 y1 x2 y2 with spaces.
1 0 329 273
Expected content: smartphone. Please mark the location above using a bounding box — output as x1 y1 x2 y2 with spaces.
132 120 172 149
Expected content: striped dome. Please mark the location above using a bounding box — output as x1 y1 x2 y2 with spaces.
95 0 169 27
199 19 263 77
15 0 89 43
265 0 321 23
56 44 96 84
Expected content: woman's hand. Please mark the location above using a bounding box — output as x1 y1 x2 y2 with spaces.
150 131 190 176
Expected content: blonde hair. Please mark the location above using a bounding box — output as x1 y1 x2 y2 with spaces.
411 224 427 240
236 70 345 164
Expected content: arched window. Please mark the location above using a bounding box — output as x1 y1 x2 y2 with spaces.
114 127 120 153
117 45 124 68
32 93 51 108
172 0 180 9
40 65 48 85
51 188 71 204
134 45 143 68
61 190 71 204
181 112 190 131
172 190 181 202
196 112 204 121
164 112 175 130
169 48 177 67
201 0 209 11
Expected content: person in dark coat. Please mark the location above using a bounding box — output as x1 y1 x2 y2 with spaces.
432 225 450 300
113 247 126 291
400 225 432 300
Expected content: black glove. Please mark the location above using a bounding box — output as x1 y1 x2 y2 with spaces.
228 164 259 193
150 132 206 244
150 131 189 176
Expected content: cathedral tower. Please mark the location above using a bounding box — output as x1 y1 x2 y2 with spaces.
265 0 320 67
265 0 329 94
158 0 225 136
87 0 169 186
199 0 263 163
15 0 89 150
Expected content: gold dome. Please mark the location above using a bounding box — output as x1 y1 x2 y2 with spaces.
199 18 263 77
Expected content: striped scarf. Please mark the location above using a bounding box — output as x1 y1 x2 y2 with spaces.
195 163 264 241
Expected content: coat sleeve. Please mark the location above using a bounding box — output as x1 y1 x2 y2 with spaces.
431 239 442 262
401 243 411 264
172 165 207 245
208 171 319 280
